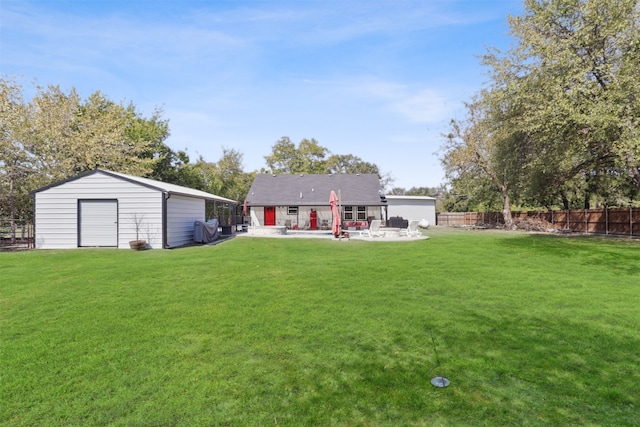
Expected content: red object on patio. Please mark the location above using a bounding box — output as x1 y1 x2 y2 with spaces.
330 190 341 237
310 209 318 230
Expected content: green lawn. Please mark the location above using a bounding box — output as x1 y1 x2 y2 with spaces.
1 228 639 426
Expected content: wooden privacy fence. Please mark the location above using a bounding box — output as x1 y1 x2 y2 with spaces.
436 208 640 236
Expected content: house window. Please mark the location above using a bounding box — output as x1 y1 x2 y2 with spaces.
287 206 298 215
357 206 366 220
344 206 353 220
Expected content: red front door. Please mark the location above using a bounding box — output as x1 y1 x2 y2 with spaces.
309 210 317 230
264 206 276 226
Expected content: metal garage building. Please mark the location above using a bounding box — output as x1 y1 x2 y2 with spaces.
31 169 236 249
385 195 436 226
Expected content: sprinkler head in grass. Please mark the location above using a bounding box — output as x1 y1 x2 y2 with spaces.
431 376 450 388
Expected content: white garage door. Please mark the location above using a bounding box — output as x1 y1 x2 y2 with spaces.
79 200 118 247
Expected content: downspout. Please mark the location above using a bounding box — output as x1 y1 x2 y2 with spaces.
163 192 170 248
31 193 36 249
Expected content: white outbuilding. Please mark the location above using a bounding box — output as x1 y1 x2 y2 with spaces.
384 195 436 227
30 169 236 249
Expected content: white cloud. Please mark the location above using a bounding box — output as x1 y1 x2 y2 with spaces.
347 78 454 124
391 89 452 124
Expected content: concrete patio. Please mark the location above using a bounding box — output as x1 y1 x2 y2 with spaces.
240 226 429 241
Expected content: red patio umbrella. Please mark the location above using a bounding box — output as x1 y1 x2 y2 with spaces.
330 190 341 237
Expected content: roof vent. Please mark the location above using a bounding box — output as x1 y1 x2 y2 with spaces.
299 192 303 199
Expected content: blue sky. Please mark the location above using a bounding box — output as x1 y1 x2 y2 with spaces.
1 0 523 190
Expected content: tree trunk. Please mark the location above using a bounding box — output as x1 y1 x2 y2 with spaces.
561 192 570 210
629 164 640 189
500 185 514 229
9 168 16 245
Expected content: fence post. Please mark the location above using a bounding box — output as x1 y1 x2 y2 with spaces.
605 207 609 235
631 206 633 237
585 209 588 234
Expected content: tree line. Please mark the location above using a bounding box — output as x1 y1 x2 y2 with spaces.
0 79 251 223
2 78 407 227
440 0 640 228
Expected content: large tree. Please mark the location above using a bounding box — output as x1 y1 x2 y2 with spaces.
263 136 392 188
441 96 528 228
194 147 254 201
534 0 637 201
0 78 34 242
24 85 158 183
264 137 329 174
0 78 172 223
493 0 639 203
326 154 379 175
443 0 640 214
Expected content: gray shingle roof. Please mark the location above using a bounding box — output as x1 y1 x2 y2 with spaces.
246 174 386 206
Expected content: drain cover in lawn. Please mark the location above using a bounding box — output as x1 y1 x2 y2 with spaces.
431 376 450 388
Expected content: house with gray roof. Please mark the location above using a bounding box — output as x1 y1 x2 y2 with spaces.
245 174 387 230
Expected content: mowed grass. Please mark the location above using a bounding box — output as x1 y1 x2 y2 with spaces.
1 228 639 426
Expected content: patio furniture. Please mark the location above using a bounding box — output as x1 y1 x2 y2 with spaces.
360 219 385 238
400 220 421 237
388 216 408 228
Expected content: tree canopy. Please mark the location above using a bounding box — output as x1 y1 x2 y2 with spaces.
263 136 391 188
0 78 171 225
263 137 329 174
441 0 640 216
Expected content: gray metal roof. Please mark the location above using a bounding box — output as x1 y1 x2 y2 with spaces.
32 169 237 204
385 195 436 201
246 174 386 206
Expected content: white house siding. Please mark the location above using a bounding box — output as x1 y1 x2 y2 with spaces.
276 206 333 229
385 196 436 226
34 172 163 249
251 206 383 229
166 195 205 248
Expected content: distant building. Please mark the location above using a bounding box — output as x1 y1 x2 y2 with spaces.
30 169 236 249
246 174 387 229
385 195 436 227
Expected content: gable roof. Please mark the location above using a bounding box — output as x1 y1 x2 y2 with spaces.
246 174 386 206
385 195 436 201
31 169 237 204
